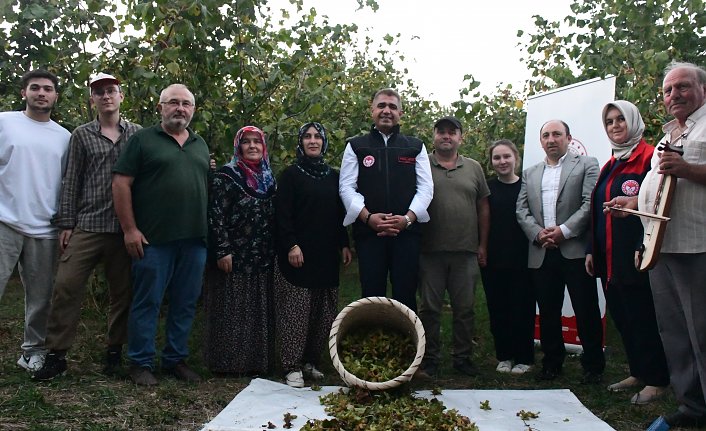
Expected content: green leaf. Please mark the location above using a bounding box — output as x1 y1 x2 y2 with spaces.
165 62 180 75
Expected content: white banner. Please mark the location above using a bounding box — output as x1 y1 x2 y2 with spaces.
523 76 616 169
522 76 616 350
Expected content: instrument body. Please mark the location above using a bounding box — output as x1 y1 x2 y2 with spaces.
636 142 684 271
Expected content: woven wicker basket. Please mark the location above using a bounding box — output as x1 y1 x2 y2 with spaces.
328 296 426 391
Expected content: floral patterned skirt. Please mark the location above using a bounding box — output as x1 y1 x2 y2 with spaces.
204 265 275 374
274 266 338 372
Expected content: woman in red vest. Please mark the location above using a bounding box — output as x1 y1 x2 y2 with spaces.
585 101 669 404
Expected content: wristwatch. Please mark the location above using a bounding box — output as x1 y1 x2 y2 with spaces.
404 215 412 229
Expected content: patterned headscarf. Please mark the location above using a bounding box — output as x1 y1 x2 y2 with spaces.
225 126 275 196
295 122 330 178
602 100 645 160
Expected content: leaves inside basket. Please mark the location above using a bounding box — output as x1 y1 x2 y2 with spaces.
340 327 416 382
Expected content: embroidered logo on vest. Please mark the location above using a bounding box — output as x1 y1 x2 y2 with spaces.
398 156 416 164
621 179 640 196
363 155 375 168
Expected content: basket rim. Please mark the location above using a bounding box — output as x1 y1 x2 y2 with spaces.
328 296 426 391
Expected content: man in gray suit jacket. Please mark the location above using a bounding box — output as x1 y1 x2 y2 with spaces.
516 119 605 384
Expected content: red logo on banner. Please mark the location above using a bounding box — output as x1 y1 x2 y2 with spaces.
568 138 588 156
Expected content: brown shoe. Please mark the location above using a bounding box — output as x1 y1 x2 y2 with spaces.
130 365 158 386
163 361 202 383
630 386 667 405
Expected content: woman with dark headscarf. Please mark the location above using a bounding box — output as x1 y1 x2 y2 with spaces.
274 122 351 387
205 126 276 374
585 101 669 404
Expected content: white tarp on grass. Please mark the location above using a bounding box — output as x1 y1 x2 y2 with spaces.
201 378 615 431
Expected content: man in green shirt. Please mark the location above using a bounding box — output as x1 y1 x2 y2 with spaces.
112 84 209 386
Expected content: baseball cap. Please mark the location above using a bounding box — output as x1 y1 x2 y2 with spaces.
433 116 463 133
89 72 120 88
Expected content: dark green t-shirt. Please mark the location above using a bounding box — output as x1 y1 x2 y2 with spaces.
113 124 209 245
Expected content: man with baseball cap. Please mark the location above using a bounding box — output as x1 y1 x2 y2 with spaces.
33 72 141 380
416 116 489 377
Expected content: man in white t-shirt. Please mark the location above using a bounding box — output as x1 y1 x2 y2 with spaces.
0 69 71 372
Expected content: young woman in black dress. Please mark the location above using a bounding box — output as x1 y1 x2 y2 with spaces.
481 140 536 374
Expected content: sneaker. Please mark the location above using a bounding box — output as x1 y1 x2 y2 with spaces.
17 353 45 372
496 360 513 373
645 416 669 431
511 364 532 375
285 370 305 388
162 361 202 383
31 352 67 381
103 346 123 375
453 359 479 377
303 363 324 380
129 365 158 386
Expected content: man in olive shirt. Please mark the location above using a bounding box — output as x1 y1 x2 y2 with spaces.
417 116 489 377
112 84 209 386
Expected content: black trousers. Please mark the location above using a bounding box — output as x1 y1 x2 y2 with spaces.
532 249 605 373
481 266 536 365
604 277 669 386
355 230 420 311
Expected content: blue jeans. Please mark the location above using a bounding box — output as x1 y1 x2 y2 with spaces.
127 238 206 369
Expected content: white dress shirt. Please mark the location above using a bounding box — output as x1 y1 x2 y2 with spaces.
339 130 433 226
541 153 574 239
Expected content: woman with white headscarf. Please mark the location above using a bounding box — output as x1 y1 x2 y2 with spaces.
585 101 669 404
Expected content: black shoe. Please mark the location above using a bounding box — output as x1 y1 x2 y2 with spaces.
580 371 603 385
31 352 67 381
415 361 439 379
664 411 706 428
453 359 479 377
536 367 562 381
103 346 123 375
162 361 202 383
129 365 158 386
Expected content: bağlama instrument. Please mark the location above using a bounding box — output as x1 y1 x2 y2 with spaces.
634 141 684 272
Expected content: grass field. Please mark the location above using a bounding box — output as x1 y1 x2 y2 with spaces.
0 262 682 430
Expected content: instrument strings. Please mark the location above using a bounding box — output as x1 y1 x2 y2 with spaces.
652 128 689 214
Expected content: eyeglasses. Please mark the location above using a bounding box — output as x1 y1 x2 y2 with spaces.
92 87 120 96
160 100 194 108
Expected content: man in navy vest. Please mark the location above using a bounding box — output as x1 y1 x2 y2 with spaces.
339 88 433 311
